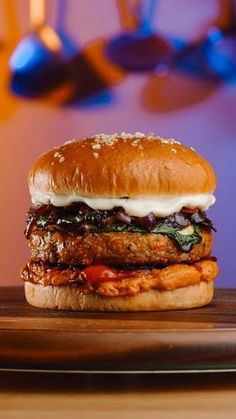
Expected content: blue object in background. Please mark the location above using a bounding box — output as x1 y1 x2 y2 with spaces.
9 35 50 73
9 35 68 97
8 0 76 98
174 0 236 83
173 37 218 81
203 27 236 82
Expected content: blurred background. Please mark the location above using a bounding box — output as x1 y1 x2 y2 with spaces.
0 0 235 286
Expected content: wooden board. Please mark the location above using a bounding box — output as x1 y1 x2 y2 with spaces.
1 287 236 372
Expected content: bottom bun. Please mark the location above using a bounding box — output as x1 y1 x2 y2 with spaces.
24 281 214 311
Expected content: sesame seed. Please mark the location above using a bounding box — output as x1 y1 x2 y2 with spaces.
134 132 145 138
91 133 120 147
159 138 182 145
173 140 181 145
93 152 99 158
63 138 76 145
92 144 101 149
63 133 184 151
121 133 133 140
54 151 65 161
171 148 177 153
159 139 169 144
190 146 196 151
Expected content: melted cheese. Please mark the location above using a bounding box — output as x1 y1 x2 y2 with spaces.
30 188 216 217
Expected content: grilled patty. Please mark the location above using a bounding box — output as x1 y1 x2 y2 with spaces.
29 228 212 267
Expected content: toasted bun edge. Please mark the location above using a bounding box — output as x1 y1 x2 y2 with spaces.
24 281 214 311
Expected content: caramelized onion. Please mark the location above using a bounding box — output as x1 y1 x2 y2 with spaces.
134 213 157 230
115 211 132 224
25 202 214 238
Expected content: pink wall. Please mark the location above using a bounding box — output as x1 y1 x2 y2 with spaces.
0 0 235 286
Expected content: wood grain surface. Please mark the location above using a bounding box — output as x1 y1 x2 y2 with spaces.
0 372 236 419
1 287 236 372
1 371 236 419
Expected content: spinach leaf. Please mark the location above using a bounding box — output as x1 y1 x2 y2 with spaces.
152 224 201 252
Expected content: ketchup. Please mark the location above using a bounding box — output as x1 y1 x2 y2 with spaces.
81 265 119 284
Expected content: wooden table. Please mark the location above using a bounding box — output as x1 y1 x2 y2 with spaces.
1 371 236 418
1 287 236 372
1 287 236 418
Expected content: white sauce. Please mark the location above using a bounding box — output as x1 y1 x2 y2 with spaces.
30 188 216 217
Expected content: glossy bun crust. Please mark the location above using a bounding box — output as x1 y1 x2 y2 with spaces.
29 133 216 197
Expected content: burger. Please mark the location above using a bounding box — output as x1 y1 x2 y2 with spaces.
21 132 218 311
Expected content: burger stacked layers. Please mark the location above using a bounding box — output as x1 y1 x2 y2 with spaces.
21 133 218 311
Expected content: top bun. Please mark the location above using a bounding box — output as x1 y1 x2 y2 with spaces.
29 133 216 198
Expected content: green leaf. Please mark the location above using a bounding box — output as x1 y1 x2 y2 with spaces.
98 224 144 233
152 223 202 252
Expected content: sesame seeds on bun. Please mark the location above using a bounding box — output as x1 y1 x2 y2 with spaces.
29 133 217 200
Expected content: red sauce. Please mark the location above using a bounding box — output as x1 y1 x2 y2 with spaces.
81 264 139 284
81 265 119 284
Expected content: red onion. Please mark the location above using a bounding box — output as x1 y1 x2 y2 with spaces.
173 213 190 227
134 213 157 230
115 211 132 224
190 211 205 224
